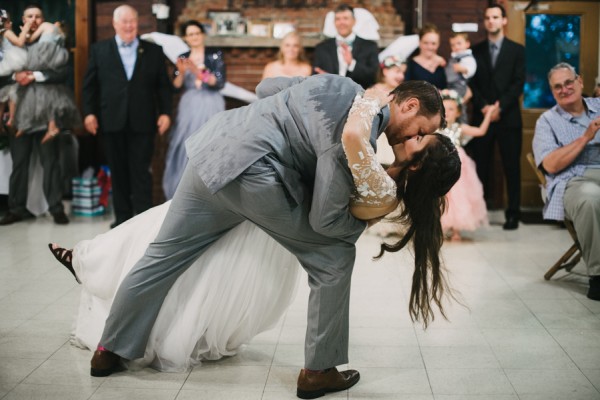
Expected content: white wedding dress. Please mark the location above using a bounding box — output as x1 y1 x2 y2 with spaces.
71 201 301 372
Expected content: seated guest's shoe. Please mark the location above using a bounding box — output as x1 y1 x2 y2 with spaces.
0 212 22 226
297 367 360 399
587 276 600 301
503 216 519 230
90 347 123 377
52 211 69 225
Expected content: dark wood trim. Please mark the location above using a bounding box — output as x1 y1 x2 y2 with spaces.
74 0 91 109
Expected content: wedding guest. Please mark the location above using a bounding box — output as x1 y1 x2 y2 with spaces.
0 4 72 226
313 3 379 89
404 23 447 89
445 32 477 105
533 62 600 300
372 54 406 166
0 9 29 129
439 89 496 240
468 3 525 230
262 31 311 79
14 17 79 141
82 5 172 228
162 20 225 200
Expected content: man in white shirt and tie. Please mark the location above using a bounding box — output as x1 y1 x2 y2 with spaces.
313 4 379 89
468 2 525 230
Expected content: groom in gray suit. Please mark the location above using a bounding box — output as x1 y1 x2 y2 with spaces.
91 75 445 398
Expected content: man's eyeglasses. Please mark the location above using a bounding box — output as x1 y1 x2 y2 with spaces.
551 76 578 92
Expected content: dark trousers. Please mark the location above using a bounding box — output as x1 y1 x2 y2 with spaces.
467 123 522 218
102 127 155 223
8 131 64 216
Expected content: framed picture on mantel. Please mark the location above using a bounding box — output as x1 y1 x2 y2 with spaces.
208 11 242 35
248 21 271 37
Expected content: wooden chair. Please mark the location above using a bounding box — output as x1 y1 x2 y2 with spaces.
525 153 582 280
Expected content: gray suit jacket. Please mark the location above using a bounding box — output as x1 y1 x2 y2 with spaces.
186 74 390 241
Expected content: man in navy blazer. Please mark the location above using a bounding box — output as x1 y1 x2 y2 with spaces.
468 3 525 230
313 4 379 89
82 4 172 228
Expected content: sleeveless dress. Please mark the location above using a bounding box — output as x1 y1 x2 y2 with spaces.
14 26 81 133
0 36 27 102
440 123 488 233
0 35 27 77
69 94 396 372
162 49 226 199
404 58 447 89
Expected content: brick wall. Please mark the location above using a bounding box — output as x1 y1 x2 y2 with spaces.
176 0 402 92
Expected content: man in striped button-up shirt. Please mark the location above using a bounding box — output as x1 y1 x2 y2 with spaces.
533 62 600 301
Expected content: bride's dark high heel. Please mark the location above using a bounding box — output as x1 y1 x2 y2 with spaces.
48 243 81 284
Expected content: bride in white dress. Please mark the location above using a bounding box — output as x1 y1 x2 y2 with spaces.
69 203 300 372
49 88 459 373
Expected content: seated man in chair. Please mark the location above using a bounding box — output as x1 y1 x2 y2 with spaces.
533 62 600 300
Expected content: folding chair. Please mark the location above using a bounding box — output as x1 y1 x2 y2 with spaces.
525 153 582 280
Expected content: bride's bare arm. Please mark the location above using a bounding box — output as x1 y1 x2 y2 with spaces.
342 88 399 221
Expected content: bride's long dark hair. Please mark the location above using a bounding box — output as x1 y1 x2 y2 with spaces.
376 133 461 328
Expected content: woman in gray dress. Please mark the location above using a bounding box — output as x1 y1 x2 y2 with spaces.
162 20 226 199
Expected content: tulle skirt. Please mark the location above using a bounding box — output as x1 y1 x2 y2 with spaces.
26 41 69 71
71 201 301 372
441 147 488 233
0 47 27 77
14 83 81 133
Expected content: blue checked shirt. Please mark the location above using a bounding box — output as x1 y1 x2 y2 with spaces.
532 97 600 220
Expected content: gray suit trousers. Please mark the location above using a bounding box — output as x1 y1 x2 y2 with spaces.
8 131 64 216
101 160 357 369
564 168 600 276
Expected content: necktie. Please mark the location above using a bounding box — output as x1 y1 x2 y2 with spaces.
337 39 353 48
490 43 498 68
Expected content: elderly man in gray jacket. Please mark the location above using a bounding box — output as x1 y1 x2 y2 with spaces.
89 74 444 399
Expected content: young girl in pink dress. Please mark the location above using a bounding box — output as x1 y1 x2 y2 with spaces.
440 89 497 240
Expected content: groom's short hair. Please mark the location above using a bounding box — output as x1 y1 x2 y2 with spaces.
390 80 446 129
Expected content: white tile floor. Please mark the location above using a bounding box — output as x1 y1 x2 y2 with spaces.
1 209 600 400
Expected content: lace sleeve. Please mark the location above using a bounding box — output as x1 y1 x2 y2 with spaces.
342 95 397 209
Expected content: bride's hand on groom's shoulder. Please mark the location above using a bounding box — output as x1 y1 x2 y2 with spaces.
363 87 393 109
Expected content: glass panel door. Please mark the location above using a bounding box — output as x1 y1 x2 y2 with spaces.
524 14 581 109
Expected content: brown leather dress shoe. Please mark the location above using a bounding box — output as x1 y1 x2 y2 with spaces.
296 367 360 399
90 348 122 377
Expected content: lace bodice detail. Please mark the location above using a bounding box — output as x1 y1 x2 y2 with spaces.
343 95 397 208
442 122 472 147
442 122 462 147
